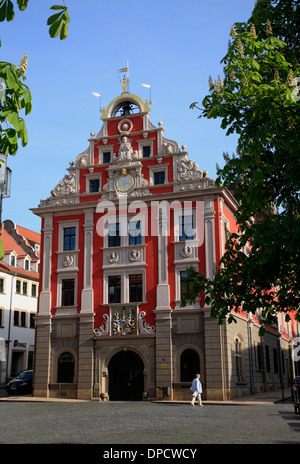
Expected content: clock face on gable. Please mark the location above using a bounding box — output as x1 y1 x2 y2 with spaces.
116 174 135 192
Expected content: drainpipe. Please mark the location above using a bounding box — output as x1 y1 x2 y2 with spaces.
6 272 15 382
248 315 254 394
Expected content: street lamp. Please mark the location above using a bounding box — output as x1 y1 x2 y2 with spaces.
0 154 12 238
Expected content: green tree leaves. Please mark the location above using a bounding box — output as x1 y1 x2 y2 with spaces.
0 60 32 155
47 5 70 40
0 0 15 22
185 1 300 334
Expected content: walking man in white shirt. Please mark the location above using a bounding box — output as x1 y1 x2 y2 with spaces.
190 374 203 406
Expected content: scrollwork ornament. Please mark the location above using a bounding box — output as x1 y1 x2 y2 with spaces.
93 314 110 336
138 311 155 335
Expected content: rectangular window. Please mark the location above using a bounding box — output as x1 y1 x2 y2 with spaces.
108 223 121 247
273 348 279 374
63 227 76 251
16 280 21 294
265 345 270 372
129 220 142 246
129 274 143 302
179 215 194 241
154 171 165 185
0 278 4 293
180 270 192 299
31 284 37 297
20 311 26 327
103 152 111 164
142 146 151 158
61 279 75 306
108 276 121 303
14 310 19 326
89 178 100 193
30 313 35 329
22 281 28 295
0 308 3 328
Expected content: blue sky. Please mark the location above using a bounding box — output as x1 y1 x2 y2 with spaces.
1 0 256 232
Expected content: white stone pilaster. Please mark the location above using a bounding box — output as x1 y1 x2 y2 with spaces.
81 209 94 314
39 214 53 315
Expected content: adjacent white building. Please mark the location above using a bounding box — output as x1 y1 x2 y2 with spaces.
0 220 40 382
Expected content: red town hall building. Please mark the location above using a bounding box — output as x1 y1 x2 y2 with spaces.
32 82 297 401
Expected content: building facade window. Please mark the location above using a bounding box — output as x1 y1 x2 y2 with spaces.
235 336 245 383
129 220 142 246
57 352 75 383
22 281 28 295
63 227 76 251
0 278 4 293
31 284 37 297
129 274 143 302
10 255 16 267
180 349 200 382
103 152 111 164
30 313 35 329
142 146 151 158
108 276 121 303
180 270 193 299
179 215 194 241
61 279 75 306
154 171 165 185
108 223 121 247
16 280 21 294
89 178 100 193
13 310 27 327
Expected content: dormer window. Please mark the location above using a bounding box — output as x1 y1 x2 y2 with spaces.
25 259 30 271
10 255 16 267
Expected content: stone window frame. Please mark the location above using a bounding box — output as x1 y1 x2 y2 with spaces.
137 138 154 158
58 220 80 253
103 269 146 305
98 145 114 164
56 272 78 310
85 172 102 194
148 164 169 186
103 212 147 248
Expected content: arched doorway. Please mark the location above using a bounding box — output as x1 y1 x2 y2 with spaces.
108 350 144 401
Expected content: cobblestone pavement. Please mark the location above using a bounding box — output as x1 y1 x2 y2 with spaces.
0 396 299 445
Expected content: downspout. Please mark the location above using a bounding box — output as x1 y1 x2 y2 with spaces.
248 315 254 394
6 272 16 381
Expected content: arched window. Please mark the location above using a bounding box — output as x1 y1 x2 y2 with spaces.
180 349 200 382
57 352 75 383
